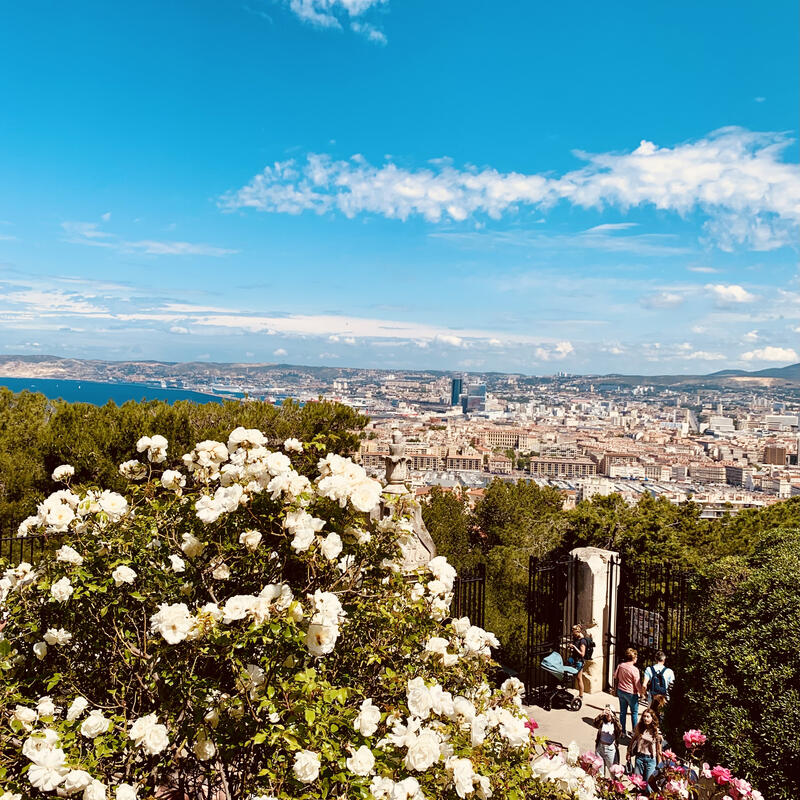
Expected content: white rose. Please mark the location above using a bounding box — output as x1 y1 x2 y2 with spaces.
62 769 93 793
349 478 382 513
46 503 75 532
180 533 205 557
354 698 382 737
56 545 84 565
150 603 194 644
112 565 137 586
453 696 476 722
129 714 170 755
239 529 262 552
346 745 375 776
305 621 339 656
320 532 343 561
211 561 230 580
406 677 432 720
284 437 303 452
450 757 476 799
293 750 321 784
83 779 107 800
169 554 186 573
52 464 75 482
27 747 68 791
404 729 441 772
33 641 48 660
66 696 90 721
98 490 129 520
21 728 58 758
119 460 147 480
42 629 69 652
291 527 315 552
193 737 216 761
115 784 138 800
36 696 57 717
50 577 73 603
221 595 257 624
452 617 471 636
161 469 186 491
81 710 112 739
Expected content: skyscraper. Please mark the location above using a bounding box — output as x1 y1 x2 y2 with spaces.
450 378 463 406
461 382 487 413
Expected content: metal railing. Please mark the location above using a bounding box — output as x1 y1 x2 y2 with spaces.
452 563 486 629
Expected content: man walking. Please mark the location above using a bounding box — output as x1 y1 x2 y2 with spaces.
642 650 674 705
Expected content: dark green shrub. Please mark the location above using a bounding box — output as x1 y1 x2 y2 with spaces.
667 527 800 799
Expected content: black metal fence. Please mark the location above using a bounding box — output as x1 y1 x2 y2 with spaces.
604 556 697 689
0 534 57 566
524 554 579 702
452 563 486 629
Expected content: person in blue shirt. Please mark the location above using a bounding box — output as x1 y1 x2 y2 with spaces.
642 651 675 705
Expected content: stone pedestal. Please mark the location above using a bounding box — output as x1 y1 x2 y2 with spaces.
570 546 619 694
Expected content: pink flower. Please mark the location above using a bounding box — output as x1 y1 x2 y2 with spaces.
579 751 603 775
613 780 627 793
546 743 562 757
728 777 753 799
683 729 707 749
609 764 625 777
525 718 539 733
662 748 677 762
711 765 734 785
701 762 712 778
629 773 647 789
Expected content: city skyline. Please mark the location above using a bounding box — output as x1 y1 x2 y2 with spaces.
1 0 798 374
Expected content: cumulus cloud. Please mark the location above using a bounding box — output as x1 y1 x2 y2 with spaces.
273 348 288 357
741 346 798 362
743 330 759 341
705 283 756 304
222 127 800 250
534 341 574 361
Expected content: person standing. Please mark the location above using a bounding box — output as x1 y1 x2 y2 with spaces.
593 705 622 775
642 651 674 705
566 624 588 698
627 708 663 789
612 647 642 737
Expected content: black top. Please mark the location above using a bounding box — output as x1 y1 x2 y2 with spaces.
570 636 588 659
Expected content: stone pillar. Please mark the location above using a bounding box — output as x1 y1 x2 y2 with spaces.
570 546 619 694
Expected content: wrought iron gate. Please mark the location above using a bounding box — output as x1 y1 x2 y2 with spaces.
524 554 579 702
1 534 55 566
604 556 697 690
452 563 486 629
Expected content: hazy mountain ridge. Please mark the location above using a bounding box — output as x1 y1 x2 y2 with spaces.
1 354 799 387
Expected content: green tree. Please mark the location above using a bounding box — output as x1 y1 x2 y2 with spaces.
667 527 800 799
420 486 475 571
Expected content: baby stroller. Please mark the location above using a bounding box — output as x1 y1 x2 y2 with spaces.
536 651 583 711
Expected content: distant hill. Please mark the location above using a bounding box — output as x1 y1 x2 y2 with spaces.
1 354 799 388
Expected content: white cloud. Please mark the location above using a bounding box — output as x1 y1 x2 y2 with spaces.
285 0 387 41
273 348 288 357
1 289 109 315
169 325 190 335
223 127 800 250
687 266 719 273
741 346 798 362
434 334 464 347
743 330 759 341
534 341 574 361
705 283 756 304
684 350 726 360
640 291 685 309
62 220 237 257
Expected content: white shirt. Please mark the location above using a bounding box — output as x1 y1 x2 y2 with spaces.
644 664 675 696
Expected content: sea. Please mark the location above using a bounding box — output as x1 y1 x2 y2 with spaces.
0 377 240 406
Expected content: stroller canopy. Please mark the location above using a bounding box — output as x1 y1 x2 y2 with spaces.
541 650 579 678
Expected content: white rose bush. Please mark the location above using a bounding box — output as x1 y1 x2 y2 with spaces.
0 428 546 800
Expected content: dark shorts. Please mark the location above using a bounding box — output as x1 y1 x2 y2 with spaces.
567 657 584 671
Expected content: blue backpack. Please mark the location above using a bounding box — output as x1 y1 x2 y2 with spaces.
650 665 669 696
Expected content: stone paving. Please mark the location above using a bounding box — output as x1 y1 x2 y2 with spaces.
524 690 630 759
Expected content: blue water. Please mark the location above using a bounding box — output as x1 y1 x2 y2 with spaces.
0 377 233 406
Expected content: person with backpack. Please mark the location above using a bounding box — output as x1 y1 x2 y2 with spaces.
566 623 594 698
642 651 675 705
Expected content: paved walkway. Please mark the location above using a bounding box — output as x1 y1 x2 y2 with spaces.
524 690 630 758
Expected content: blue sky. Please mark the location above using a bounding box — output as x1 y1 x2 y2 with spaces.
1 0 798 375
